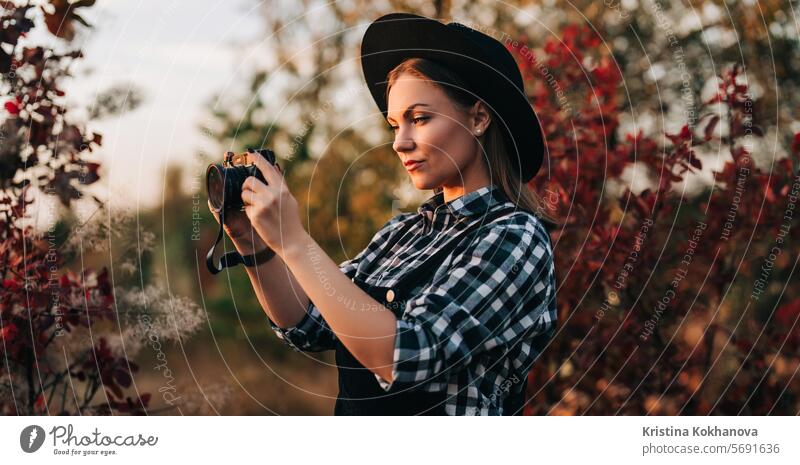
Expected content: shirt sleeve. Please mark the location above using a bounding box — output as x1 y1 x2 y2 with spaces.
374 214 556 391
268 212 413 352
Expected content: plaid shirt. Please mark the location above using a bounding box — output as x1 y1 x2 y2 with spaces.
269 184 557 415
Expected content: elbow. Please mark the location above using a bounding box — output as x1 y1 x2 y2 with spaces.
365 339 396 386
363 333 397 390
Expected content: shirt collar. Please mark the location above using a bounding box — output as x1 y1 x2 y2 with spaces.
417 184 509 219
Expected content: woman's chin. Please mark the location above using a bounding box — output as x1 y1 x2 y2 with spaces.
409 176 436 191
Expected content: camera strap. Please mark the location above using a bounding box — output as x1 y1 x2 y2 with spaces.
206 208 275 274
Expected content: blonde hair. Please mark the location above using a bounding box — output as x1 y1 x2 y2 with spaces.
386 58 559 228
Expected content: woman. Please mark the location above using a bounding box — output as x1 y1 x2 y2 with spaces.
208 13 557 415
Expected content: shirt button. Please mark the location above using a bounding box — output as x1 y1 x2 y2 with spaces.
385 289 395 302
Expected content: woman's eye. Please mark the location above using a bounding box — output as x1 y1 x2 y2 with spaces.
387 116 427 132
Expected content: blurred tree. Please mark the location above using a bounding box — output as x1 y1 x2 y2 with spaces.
516 23 800 415
537 0 799 153
0 1 201 416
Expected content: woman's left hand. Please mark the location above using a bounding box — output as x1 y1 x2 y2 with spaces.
240 151 304 256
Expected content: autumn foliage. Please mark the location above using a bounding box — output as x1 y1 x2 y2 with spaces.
2 2 798 416
521 25 800 414
1 1 149 415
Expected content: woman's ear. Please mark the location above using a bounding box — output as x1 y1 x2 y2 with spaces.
470 100 492 136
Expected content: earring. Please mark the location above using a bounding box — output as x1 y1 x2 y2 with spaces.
475 128 483 135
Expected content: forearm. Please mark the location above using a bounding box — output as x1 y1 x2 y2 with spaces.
280 230 397 383
232 237 309 329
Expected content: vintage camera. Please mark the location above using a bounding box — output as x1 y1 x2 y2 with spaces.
206 148 276 212
205 148 278 275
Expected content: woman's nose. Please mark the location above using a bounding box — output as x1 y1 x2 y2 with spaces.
392 132 415 153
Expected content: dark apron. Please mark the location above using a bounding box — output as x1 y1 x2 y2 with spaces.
333 205 528 415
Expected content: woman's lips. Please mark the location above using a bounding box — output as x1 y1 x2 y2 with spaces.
405 160 425 172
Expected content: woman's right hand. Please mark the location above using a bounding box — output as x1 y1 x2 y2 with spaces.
207 200 267 254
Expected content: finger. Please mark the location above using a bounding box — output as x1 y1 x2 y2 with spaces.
241 183 257 206
247 150 281 186
243 205 255 223
242 178 270 205
242 175 265 193
241 177 266 209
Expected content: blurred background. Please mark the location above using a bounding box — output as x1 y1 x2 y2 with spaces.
2 0 799 415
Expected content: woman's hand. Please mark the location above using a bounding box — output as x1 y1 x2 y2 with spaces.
207 200 266 254
206 153 266 254
240 151 304 256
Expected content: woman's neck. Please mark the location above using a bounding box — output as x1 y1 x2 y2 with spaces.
441 183 491 203
440 158 493 203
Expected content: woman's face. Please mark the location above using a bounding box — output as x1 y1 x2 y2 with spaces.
386 72 489 192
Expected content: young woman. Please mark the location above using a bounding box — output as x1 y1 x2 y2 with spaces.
208 13 557 415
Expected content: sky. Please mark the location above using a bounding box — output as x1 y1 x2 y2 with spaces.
59 0 264 211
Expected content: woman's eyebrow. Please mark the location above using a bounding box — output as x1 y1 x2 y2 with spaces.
386 103 431 123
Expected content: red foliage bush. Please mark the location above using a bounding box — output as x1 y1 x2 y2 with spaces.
518 25 799 415
0 2 149 415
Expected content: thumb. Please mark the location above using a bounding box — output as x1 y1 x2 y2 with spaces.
207 200 221 223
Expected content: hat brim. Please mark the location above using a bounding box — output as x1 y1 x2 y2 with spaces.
360 13 545 183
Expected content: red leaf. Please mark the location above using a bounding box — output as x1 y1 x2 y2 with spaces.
4 101 19 115
704 115 719 140
113 368 132 388
0 322 18 343
689 154 702 170
34 393 46 412
775 298 800 326
106 384 123 399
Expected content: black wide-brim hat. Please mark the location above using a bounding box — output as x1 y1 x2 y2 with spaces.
360 12 546 183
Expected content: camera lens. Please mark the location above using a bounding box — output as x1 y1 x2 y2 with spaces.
206 150 274 212
206 164 225 210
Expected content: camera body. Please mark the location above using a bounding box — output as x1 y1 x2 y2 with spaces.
206 149 276 211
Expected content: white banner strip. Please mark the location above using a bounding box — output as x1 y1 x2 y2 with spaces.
2 416 797 464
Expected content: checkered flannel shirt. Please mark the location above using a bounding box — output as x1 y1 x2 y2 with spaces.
269 184 557 415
